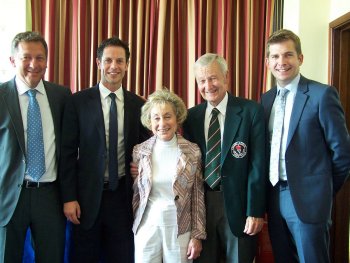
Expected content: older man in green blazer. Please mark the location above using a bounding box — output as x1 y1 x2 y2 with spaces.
183 53 266 263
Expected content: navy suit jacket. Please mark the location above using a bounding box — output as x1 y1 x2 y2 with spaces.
0 78 71 226
261 75 350 223
183 93 266 237
59 85 149 230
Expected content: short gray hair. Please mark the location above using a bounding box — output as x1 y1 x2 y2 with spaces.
194 53 228 75
11 31 48 57
141 89 187 130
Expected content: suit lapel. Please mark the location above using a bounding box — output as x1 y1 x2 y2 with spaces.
264 88 278 122
123 89 133 147
45 82 60 150
87 86 106 143
222 95 242 164
193 103 207 153
2 79 26 155
286 77 308 148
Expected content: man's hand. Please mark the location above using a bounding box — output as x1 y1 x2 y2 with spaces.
64 201 81 225
243 216 264 235
187 238 202 259
130 161 138 180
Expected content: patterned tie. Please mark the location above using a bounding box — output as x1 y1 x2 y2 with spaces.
269 88 289 186
204 108 221 189
26 89 45 181
108 93 118 190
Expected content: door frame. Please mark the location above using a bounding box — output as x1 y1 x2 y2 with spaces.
328 11 350 263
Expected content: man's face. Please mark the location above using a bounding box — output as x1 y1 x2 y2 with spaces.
195 61 228 106
10 41 47 88
266 39 303 87
96 45 129 92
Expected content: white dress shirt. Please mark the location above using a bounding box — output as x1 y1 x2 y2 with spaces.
99 83 125 180
16 77 56 182
204 92 228 145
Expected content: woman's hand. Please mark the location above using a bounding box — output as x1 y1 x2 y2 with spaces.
187 238 202 259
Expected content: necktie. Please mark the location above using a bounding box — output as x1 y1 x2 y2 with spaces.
269 88 289 186
108 93 118 190
26 89 45 181
204 108 221 189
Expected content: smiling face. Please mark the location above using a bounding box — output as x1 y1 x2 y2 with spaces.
96 45 129 92
10 41 47 88
150 103 178 141
195 60 228 107
266 39 303 87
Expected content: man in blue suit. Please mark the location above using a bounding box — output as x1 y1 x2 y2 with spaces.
183 53 266 263
261 29 350 263
0 31 70 263
59 37 149 262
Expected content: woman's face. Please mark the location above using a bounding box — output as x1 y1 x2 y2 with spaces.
150 103 178 141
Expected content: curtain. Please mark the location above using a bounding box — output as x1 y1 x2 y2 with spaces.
25 1 277 262
30 0 275 106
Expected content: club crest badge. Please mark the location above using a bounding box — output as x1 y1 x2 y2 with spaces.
231 142 247 158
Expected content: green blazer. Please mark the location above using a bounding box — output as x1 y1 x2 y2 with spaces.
183 92 266 237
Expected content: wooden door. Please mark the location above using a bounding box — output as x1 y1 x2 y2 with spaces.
329 11 350 263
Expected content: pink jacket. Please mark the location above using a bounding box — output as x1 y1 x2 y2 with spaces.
132 134 206 240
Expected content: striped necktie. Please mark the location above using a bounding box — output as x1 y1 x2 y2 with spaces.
204 108 221 189
26 89 46 181
269 88 289 186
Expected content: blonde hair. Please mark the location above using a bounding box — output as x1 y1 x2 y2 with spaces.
141 89 187 130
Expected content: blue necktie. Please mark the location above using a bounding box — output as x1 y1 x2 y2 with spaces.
26 89 46 181
269 88 289 186
108 93 118 190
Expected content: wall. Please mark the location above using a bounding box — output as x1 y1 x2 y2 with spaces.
283 0 350 84
0 0 26 82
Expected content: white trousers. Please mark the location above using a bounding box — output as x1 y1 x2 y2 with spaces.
135 223 191 263
135 197 192 263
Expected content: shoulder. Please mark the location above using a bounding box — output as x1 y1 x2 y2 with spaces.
0 79 14 95
123 89 146 106
134 136 156 153
228 94 263 114
299 76 337 100
187 102 206 116
43 81 71 95
177 135 201 155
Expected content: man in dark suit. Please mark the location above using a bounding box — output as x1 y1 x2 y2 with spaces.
261 29 350 263
59 37 149 262
0 31 70 263
183 53 266 263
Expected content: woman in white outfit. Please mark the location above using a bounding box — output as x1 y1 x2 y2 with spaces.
132 89 206 263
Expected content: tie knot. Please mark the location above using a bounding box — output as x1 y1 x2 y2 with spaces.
109 93 116 100
279 88 289 98
212 108 220 116
27 89 37 98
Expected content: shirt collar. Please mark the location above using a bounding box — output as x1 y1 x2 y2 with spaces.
277 73 300 95
15 77 45 96
99 83 124 101
207 92 228 117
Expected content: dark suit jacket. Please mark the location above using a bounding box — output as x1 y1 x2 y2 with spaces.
59 85 149 230
0 77 71 226
183 93 266 237
261 75 350 223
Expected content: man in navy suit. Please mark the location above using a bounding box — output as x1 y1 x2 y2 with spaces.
59 37 149 262
183 53 266 263
0 31 70 263
261 29 350 263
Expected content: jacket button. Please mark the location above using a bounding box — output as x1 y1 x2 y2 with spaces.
174 195 179 201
